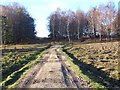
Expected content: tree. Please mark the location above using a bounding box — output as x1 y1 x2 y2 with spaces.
66 10 73 42
50 14 55 39
55 8 62 39
47 1 118 42
96 5 104 41
117 8 120 39
1 3 36 44
87 7 98 41
1 16 11 44
106 2 116 40
97 2 117 41
76 9 84 40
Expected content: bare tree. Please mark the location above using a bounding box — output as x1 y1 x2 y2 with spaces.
117 9 120 38
98 2 117 41
76 9 84 40
51 14 55 39
87 7 98 41
66 10 73 42
47 1 117 41
106 2 116 40
55 8 62 36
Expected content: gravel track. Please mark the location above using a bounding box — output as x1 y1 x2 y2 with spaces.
18 45 90 88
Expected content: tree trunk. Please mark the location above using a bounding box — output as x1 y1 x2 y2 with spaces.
66 22 70 43
52 23 55 40
99 33 102 41
59 18 61 35
108 23 113 41
93 26 96 42
77 23 80 40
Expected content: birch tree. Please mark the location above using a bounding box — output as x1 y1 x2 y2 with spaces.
106 2 116 40
76 9 84 40
66 10 72 42
87 8 98 41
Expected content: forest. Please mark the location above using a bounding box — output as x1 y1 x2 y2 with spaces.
0 2 120 44
0 3 36 44
48 2 120 42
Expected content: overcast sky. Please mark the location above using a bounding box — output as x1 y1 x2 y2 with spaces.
0 0 119 37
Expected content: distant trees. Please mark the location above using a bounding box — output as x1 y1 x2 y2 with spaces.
48 1 119 42
0 3 36 44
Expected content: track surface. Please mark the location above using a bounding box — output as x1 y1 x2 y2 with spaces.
18 45 90 88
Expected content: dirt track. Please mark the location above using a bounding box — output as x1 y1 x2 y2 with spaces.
18 45 90 88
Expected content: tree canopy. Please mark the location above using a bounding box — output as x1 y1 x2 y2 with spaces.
48 2 119 42
0 3 36 44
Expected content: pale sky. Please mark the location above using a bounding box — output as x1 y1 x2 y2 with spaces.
0 0 119 37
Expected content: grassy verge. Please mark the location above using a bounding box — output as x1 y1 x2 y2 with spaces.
8 48 49 89
60 48 107 89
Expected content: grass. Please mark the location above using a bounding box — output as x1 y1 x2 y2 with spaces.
7 48 49 89
61 41 120 89
1 44 51 89
63 42 119 80
1 44 46 49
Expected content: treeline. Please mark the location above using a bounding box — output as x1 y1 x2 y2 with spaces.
48 2 120 42
0 3 36 44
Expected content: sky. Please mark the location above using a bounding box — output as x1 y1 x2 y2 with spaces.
0 0 119 37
